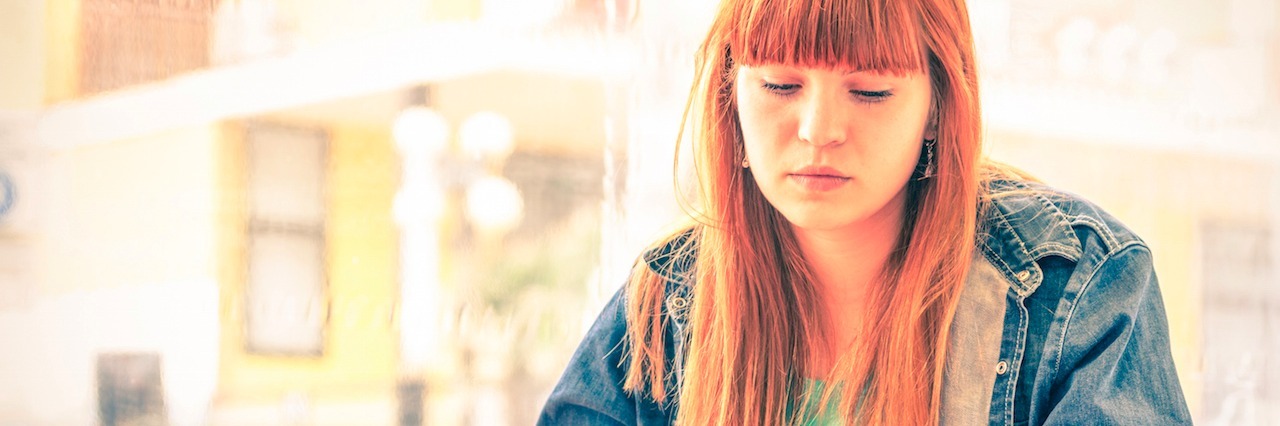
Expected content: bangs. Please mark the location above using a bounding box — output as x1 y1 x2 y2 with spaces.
728 0 926 73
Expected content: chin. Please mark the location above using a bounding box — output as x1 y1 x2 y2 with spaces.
777 209 869 232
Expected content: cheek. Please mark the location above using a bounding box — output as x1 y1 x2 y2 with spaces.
736 99 779 160
736 95 792 151
868 130 924 178
860 110 928 166
739 118 772 154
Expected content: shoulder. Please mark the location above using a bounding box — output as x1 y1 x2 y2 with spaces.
982 178 1145 257
978 178 1151 296
982 182 1190 424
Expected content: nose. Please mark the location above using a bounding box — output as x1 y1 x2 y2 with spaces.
797 91 848 147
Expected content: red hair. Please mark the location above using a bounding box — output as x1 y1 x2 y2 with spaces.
624 0 984 424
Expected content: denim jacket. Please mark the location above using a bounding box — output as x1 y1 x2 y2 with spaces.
540 179 1192 425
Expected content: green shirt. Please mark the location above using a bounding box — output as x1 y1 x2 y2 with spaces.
793 379 845 425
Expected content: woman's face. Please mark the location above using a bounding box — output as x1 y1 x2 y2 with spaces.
735 65 935 233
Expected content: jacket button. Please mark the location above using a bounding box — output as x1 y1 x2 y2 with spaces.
1015 270 1031 282
995 361 1009 375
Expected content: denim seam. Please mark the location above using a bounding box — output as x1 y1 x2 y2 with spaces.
1048 242 1145 377
987 206 1037 297
980 238 1021 426
1027 188 1077 234
998 179 1085 261
1005 293 1029 426
1026 242 1080 262
1069 214 1123 253
979 240 1016 291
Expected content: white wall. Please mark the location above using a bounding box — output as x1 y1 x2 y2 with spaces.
0 126 222 425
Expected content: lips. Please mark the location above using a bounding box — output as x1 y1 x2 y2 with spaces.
791 166 849 178
788 166 850 191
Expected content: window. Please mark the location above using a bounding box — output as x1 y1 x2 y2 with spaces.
243 122 328 356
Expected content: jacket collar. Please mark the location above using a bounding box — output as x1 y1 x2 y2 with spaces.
642 227 697 288
978 179 1084 297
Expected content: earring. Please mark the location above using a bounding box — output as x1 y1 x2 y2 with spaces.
742 157 750 169
915 139 936 180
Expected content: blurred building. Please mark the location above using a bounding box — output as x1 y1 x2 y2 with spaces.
0 0 1276 425
0 1 619 425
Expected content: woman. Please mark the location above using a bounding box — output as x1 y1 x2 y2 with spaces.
540 0 1192 424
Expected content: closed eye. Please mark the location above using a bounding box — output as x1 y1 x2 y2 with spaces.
762 82 799 96
853 90 893 102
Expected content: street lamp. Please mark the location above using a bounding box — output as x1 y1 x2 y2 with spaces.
459 111 522 237
393 105 451 376
392 104 523 377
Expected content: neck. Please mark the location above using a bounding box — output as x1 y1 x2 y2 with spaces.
792 188 907 368
792 190 907 299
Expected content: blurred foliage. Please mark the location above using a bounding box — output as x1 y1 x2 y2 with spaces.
475 206 600 316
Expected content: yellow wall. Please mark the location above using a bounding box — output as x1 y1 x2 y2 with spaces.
44 0 79 104
216 122 400 406
0 0 45 109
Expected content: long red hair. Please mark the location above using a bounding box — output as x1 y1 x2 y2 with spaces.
623 0 984 424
